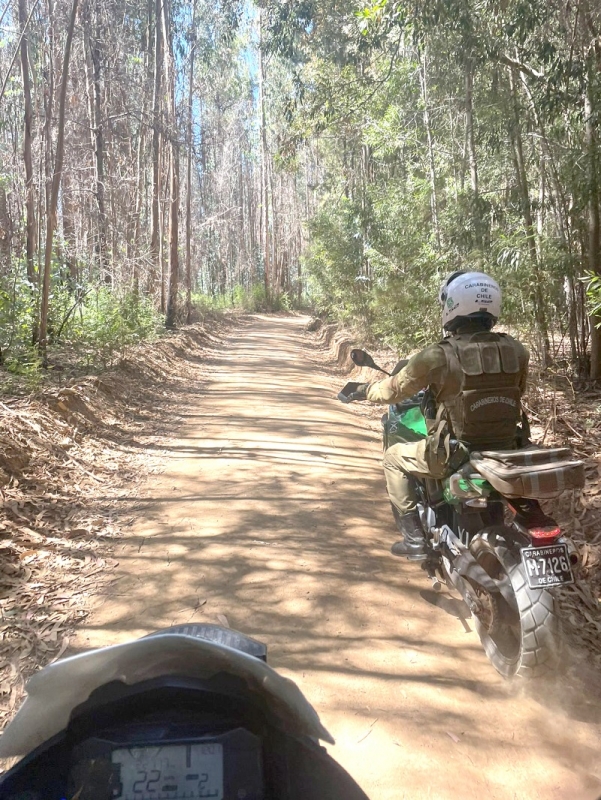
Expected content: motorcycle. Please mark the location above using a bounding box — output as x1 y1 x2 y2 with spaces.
0 624 370 800
339 349 585 679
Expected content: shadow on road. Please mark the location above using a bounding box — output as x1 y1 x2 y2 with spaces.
67 315 601 800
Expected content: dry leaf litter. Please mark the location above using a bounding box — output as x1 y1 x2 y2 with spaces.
0 317 233 738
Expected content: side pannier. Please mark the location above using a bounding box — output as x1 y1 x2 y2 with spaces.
469 446 585 499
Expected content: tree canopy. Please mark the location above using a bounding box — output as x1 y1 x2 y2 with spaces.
0 0 600 378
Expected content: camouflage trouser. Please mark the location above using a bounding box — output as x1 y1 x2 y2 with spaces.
383 439 448 516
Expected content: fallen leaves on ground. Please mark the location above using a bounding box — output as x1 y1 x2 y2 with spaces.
0 316 233 735
523 376 601 667
0 398 125 732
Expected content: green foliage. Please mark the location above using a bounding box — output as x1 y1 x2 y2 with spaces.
303 199 368 320
277 0 601 365
0 271 39 375
56 287 161 366
192 283 301 315
584 272 601 322
0 264 162 388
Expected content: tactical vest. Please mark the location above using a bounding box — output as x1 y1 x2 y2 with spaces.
437 332 523 449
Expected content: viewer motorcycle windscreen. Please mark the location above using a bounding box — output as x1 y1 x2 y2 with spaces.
0 633 334 758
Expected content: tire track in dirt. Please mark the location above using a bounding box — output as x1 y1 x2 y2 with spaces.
73 314 601 800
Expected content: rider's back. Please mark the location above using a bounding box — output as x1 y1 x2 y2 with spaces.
430 327 529 450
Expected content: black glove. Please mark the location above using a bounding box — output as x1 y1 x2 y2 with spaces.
353 383 369 400
346 383 368 402
338 382 369 403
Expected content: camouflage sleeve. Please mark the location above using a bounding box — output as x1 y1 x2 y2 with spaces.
519 342 529 394
364 344 447 404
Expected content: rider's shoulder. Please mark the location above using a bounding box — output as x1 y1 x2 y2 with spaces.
496 332 529 358
411 341 449 369
433 331 529 363
438 330 528 348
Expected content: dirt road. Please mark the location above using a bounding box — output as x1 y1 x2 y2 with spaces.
75 315 601 800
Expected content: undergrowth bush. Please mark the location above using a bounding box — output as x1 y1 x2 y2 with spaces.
303 181 572 355
56 287 162 367
192 283 301 314
584 272 601 320
0 272 39 376
0 267 162 388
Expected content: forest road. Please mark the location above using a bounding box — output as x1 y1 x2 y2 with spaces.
75 314 601 800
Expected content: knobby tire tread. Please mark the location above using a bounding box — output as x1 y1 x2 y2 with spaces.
472 528 563 679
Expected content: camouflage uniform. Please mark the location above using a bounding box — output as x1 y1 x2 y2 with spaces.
365 324 529 516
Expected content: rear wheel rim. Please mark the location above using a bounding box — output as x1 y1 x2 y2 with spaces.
471 550 521 664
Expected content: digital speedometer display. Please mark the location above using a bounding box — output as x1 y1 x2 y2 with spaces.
111 743 223 799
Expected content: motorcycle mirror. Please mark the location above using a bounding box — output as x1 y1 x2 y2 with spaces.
351 349 376 369
350 349 390 375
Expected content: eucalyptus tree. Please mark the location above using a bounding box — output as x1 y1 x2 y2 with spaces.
259 0 601 376
2 0 597 378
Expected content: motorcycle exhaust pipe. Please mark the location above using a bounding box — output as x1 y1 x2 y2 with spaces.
563 537 579 567
422 561 442 592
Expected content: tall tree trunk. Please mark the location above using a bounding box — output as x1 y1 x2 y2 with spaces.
585 53 601 379
19 0 36 286
132 124 146 293
508 66 550 365
448 101 460 202
160 139 167 312
132 0 154 294
62 168 77 281
258 10 270 303
39 0 79 361
464 57 483 250
164 0 179 329
82 0 109 284
185 0 197 323
150 0 163 297
166 146 179 328
420 49 441 249
269 158 279 295
40 0 55 292
537 151 545 246
465 58 479 198
238 149 245 290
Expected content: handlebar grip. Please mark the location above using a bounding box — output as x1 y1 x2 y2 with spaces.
351 390 367 402
338 390 367 403
338 381 366 403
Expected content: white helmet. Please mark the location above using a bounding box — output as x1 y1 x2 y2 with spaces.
439 270 501 331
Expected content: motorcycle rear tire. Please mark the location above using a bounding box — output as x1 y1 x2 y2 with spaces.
469 528 564 679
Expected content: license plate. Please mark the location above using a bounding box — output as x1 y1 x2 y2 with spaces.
520 543 574 589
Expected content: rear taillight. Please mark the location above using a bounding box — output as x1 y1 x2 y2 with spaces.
529 526 561 545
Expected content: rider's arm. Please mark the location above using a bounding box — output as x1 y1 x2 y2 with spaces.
518 344 529 393
364 345 447 404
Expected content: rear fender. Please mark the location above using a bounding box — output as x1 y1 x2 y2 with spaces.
476 524 530 554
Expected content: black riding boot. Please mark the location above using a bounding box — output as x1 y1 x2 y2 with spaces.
391 510 427 560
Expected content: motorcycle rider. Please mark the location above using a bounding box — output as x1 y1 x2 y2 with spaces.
355 271 529 559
